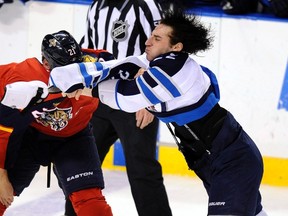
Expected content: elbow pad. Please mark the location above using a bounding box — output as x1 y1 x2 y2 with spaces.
1 81 48 110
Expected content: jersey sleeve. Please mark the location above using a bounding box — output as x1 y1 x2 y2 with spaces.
49 54 150 93
0 124 13 169
140 0 162 35
79 1 98 49
97 52 216 117
0 103 32 169
0 58 51 169
97 53 189 112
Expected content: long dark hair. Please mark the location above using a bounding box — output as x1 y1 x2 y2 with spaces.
161 9 214 54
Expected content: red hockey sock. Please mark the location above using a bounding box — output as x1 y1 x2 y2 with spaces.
69 188 113 216
0 203 6 216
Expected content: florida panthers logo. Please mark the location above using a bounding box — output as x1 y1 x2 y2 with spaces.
35 107 72 131
111 19 130 42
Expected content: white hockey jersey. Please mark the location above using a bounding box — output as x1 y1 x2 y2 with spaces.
49 51 220 126
97 52 220 125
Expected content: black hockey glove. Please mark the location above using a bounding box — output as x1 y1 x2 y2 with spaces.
269 0 288 17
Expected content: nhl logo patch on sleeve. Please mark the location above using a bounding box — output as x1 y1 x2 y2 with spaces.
111 19 130 42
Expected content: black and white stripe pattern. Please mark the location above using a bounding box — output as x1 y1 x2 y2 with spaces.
80 0 162 59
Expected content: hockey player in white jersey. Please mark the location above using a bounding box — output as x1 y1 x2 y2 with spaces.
49 10 268 216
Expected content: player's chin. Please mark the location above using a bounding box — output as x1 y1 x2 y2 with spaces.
145 51 153 61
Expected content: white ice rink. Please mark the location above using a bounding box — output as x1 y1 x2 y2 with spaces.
4 167 288 216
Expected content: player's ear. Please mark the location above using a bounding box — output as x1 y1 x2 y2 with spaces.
172 42 183 52
42 58 51 71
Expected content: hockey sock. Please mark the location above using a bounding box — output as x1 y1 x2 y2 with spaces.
0 203 6 216
69 187 113 216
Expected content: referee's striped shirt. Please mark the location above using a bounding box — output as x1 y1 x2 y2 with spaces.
80 0 162 59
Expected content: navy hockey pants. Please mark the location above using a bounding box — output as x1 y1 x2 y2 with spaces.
193 112 264 216
8 124 104 197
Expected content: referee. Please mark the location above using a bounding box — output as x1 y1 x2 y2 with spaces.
80 0 162 59
64 1 172 216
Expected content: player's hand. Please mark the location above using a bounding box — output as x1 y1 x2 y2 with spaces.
134 68 146 78
0 169 14 207
62 89 83 100
135 109 154 129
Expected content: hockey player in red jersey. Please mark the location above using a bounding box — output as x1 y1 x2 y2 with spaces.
0 30 113 216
